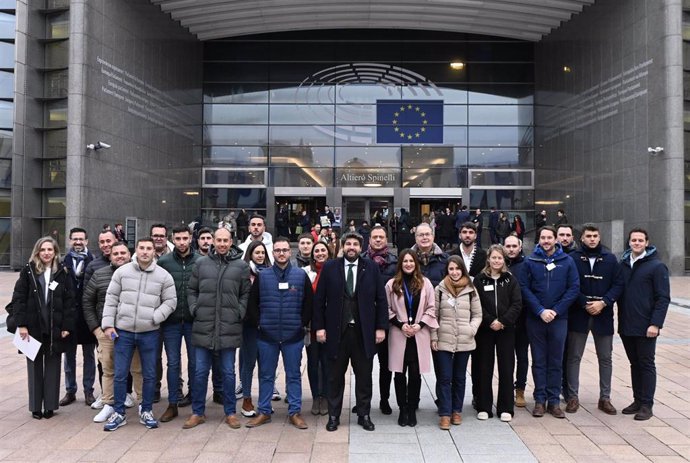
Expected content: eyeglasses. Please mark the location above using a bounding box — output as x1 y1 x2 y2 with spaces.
416 232 432 237
71 238 85 242
273 249 291 253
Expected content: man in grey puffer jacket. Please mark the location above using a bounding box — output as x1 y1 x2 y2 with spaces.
101 237 177 432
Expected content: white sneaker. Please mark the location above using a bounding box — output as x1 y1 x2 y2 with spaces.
500 412 512 422
90 395 104 410
235 381 243 399
477 411 489 420
124 393 135 408
94 404 114 423
272 386 281 401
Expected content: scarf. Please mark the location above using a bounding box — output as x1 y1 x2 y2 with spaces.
415 248 431 267
582 243 602 258
367 245 389 269
249 260 269 277
312 261 324 292
443 274 470 298
68 249 89 279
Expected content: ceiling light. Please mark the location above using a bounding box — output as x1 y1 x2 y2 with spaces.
450 62 465 70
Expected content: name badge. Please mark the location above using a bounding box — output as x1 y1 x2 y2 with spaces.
48 281 59 291
278 282 289 290
447 297 455 307
546 263 556 271
484 285 494 292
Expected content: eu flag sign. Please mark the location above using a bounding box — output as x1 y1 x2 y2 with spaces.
376 100 443 143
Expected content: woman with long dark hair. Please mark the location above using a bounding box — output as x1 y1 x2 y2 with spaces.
432 255 482 430
473 245 522 422
12 236 75 419
386 249 438 427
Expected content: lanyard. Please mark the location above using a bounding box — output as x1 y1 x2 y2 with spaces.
403 280 414 323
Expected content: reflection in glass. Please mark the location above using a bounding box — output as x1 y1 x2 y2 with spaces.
0 158 9 188
469 105 525 125
44 41 68 68
0 71 13 98
468 147 533 168
0 217 9 266
203 169 266 186
204 125 268 145
44 69 68 98
470 170 532 187
402 168 468 188
44 130 67 158
270 125 334 146
469 189 534 210
203 187 266 210
43 189 66 216
0 130 11 158
203 146 268 166
204 104 268 125
45 100 67 128
271 84 336 104
42 159 66 188
0 42 13 68
270 145 334 167
445 105 468 125
0 189 9 215
46 12 69 39
204 83 269 103
336 146 400 167
335 84 401 104
336 105 376 125
270 104 334 125
402 146 466 168
468 126 532 147
271 167 333 187
0 100 12 128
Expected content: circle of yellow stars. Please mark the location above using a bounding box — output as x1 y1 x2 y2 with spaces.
392 104 428 140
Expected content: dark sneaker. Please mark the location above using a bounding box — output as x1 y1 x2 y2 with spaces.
622 401 641 415
104 412 127 431
634 405 653 421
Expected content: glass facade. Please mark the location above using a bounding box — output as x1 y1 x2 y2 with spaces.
0 4 13 265
202 30 534 226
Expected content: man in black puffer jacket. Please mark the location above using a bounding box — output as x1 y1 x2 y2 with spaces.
184 228 251 430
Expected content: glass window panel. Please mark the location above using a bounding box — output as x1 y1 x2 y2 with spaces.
270 62 339 83
335 84 402 104
204 83 269 103
402 168 468 188
47 0 70 9
468 126 531 147
469 189 534 210
202 187 266 210
0 71 12 98
336 105 376 125
400 85 450 100
44 41 68 68
336 146 400 167
334 126 376 146
0 42 14 68
466 42 533 62
43 189 66 216
445 105 467 124
269 145 334 167
203 62 269 82
0 100 12 128
0 1 16 8
466 63 534 84
270 104 334 125
271 167 333 187
433 85 468 104
204 41 275 61
0 188 9 216
470 170 532 187
203 125 268 145
468 85 534 104
443 126 467 145
42 219 64 243
203 146 268 166
335 168 400 187
0 158 9 188
44 69 68 98
469 147 533 168
42 159 65 188
402 146 466 168
203 169 265 186
45 100 66 128
46 12 69 39
0 217 9 266
0 13 15 40
270 125 334 146
270 84 336 104
44 129 66 158
469 105 522 125
204 104 268 125
0 130 11 158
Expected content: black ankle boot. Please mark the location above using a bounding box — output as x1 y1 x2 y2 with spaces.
397 407 409 427
407 408 417 427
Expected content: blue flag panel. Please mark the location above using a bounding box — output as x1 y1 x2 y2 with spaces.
376 100 443 143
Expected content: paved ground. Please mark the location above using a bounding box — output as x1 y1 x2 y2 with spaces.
0 270 688 462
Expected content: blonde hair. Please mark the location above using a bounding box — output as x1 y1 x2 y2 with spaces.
30 236 60 273
481 244 509 276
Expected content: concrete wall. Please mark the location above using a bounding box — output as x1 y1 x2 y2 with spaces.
66 0 202 244
534 0 684 273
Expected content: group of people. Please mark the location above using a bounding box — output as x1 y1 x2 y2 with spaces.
9 211 670 434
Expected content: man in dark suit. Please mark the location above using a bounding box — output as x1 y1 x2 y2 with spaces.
313 231 388 432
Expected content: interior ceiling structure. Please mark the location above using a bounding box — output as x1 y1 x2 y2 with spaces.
151 0 595 42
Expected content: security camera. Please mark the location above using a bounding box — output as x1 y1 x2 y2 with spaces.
86 141 111 150
647 146 664 155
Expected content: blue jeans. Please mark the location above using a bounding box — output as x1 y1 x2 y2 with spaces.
212 352 223 392
257 337 303 416
113 329 159 415
239 323 258 398
306 341 329 399
162 321 195 404
526 317 567 405
64 343 96 394
193 347 236 416
435 350 471 416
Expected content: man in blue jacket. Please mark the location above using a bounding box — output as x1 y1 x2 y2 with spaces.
565 224 624 415
519 226 580 419
245 237 313 430
617 228 670 421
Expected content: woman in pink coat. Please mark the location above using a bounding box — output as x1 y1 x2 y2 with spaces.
386 249 438 427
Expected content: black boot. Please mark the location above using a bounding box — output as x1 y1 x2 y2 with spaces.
407 408 417 427
397 407 409 427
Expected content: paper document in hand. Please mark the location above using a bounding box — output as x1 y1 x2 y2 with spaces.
12 330 42 361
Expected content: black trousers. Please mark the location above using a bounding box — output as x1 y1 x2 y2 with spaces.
394 339 421 409
377 337 392 401
474 326 516 416
328 325 373 417
620 335 657 406
27 343 61 413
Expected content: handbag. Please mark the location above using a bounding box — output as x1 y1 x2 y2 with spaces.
5 301 16 334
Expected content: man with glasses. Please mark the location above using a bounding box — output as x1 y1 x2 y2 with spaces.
245 237 313 429
150 224 172 260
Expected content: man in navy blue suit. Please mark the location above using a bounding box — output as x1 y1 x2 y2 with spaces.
313 231 388 432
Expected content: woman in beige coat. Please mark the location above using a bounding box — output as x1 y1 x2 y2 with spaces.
432 255 482 430
386 250 438 427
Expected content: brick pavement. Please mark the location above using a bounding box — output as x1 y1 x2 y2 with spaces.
0 270 688 462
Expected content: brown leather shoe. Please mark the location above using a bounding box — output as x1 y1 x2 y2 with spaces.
565 397 579 413
59 392 76 407
289 413 308 429
225 414 241 429
245 413 271 428
532 403 545 417
182 414 206 429
160 404 178 422
451 412 462 425
439 416 451 430
515 389 526 408
84 392 96 406
598 399 617 415
547 404 565 419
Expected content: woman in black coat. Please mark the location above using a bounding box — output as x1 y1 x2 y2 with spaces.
12 236 75 419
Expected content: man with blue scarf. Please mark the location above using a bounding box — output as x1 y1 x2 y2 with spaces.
519 225 579 419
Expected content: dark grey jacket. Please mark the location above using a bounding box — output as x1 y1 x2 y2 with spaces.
82 264 115 333
188 246 251 350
